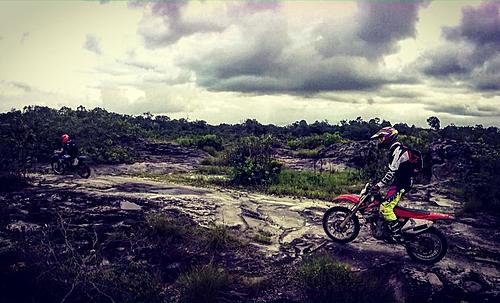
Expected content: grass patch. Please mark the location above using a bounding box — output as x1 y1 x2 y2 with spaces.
146 212 188 240
294 148 321 158
252 229 273 245
201 223 238 251
100 261 164 303
241 276 268 297
298 255 395 303
137 168 364 202
177 263 230 303
267 169 364 200
136 172 230 188
197 165 231 175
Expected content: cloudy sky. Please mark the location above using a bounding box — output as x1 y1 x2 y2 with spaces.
0 0 498 126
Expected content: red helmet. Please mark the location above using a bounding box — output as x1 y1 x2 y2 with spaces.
61 134 70 144
370 127 398 147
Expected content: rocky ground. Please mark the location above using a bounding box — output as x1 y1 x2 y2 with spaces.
1 143 499 302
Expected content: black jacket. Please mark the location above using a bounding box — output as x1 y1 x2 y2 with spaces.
376 142 413 189
62 140 78 158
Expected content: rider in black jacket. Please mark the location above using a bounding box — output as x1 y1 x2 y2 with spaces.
60 134 79 166
370 127 413 241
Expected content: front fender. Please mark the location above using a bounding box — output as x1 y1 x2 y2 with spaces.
333 194 360 204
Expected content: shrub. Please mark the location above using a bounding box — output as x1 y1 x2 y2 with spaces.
0 110 34 182
99 145 136 164
197 134 223 151
177 263 230 303
226 135 282 187
462 151 500 213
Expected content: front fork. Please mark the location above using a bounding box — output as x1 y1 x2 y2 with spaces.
339 195 367 229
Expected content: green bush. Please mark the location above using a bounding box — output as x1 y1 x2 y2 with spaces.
227 135 282 187
0 110 34 180
462 151 500 213
197 134 223 151
98 145 136 164
177 263 230 303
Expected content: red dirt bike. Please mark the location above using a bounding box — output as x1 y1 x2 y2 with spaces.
323 183 454 264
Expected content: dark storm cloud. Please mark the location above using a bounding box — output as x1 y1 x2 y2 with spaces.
419 1 499 92
137 1 281 48
178 2 424 94
443 1 500 46
315 1 426 60
185 17 395 94
83 34 102 55
138 1 226 48
357 1 423 44
420 48 470 76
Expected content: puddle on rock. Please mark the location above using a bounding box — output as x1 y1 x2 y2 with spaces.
120 201 142 210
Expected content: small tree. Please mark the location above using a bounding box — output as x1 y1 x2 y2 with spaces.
427 116 441 131
226 135 281 187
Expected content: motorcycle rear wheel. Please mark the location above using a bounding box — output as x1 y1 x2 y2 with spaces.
323 206 360 243
405 227 447 264
76 163 91 179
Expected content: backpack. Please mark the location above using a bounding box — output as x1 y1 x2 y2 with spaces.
404 145 423 176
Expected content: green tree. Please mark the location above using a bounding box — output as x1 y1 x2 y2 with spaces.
427 116 440 131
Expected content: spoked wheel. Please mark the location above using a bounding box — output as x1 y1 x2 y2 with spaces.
322 206 360 243
76 163 91 179
405 227 447 264
51 161 64 175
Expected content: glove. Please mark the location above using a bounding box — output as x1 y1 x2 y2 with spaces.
370 183 380 193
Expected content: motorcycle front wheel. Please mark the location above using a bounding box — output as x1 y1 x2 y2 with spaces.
51 161 65 175
405 227 447 264
76 163 91 179
322 206 360 243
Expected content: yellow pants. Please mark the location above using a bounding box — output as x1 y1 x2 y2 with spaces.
379 187 405 221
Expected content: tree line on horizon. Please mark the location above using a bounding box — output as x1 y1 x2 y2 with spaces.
1 105 499 166
0 105 499 213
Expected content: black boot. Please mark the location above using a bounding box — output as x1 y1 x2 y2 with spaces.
387 220 402 243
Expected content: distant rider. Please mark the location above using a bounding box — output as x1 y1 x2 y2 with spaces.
59 134 79 166
370 127 414 242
